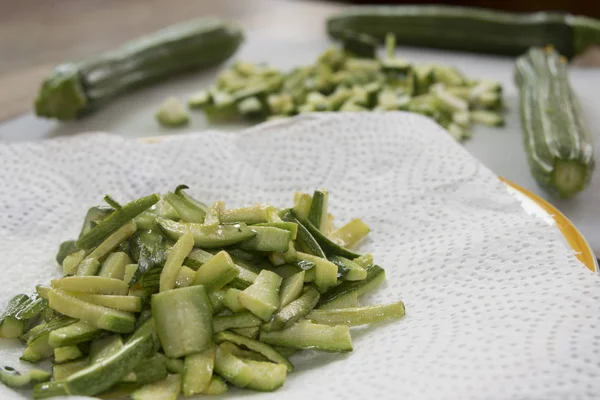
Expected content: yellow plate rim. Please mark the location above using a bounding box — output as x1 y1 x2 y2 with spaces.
500 177 597 273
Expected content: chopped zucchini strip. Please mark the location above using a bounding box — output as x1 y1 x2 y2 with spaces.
307 302 405 326
260 321 353 352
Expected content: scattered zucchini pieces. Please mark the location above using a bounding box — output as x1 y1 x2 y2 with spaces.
160 33 505 141
0 188 405 398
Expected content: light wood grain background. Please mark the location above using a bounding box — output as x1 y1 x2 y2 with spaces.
1 0 598 122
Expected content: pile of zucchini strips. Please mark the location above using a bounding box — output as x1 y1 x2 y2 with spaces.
160 33 505 141
0 187 405 399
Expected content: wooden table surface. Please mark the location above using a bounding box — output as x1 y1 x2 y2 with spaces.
1 0 599 122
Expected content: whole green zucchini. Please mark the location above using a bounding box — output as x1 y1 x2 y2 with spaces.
35 18 244 120
327 6 600 58
515 46 594 198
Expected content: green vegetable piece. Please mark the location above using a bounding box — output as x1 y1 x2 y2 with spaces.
330 255 367 281
188 90 212 109
203 375 228 395
74 258 100 276
160 232 194 292
132 352 168 385
213 312 262 333
307 189 329 232
175 185 208 212
231 326 260 339
66 292 142 312
202 200 224 227
215 331 294 372
292 192 312 221
48 321 100 348
237 96 266 120
194 250 239 291
245 359 287 391
61 320 156 396
89 334 124 363
98 252 131 279
220 205 270 224
152 286 213 358
209 289 227 314
76 194 158 250
35 286 51 300
278 271 305 309
223 288 245 313
265 286 320 332
353 253 372 268
292 210 361 259
34 381 69 399
165 358 184 374
156 96 190 127
254 221 298 240
183 346 215 396
53 358 89 381
319 264 386 306
62 250 85 275
328 218 370 249
175 265 196 288
131 373 181 400
123 264 139 285
214 344 253 388
318 291 358 310
86 221 138 261
240 226 292 252
164 191 206 223
0 294 29 338
282 212 326 258
307 301 405 326
238 270 282 321
296 252 337 293
0 366 51 388
54 345 83 364
260 321 352 352
470 110 505 126
56 240 79 266
156 217 256 248
51 276 129 295
48 289 135 333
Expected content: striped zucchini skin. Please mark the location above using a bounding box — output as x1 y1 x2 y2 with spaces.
515 47 594 198
327 6 600 59
35 18 244 120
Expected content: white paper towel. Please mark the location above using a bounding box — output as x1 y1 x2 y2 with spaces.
0 112 599 400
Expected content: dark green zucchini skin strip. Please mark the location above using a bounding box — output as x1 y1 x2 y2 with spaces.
318 264 385 306
282 213 326 258
76 194 159 250
35 18 244 120
514 46 594 198
290 210 360 259
327 5 600 59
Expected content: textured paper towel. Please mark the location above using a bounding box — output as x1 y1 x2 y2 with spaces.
0 112 599 400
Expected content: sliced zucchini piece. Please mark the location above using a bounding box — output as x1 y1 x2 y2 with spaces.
328 218 370 249
260 321 352 352
264 286 320 332
182 345 215 396
131 373 181 400
238 270 282 321
156 97 189 127
307 302 405 326
194 250 239 291
48 289 135 333
152 286 213 358
213 312 262 333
